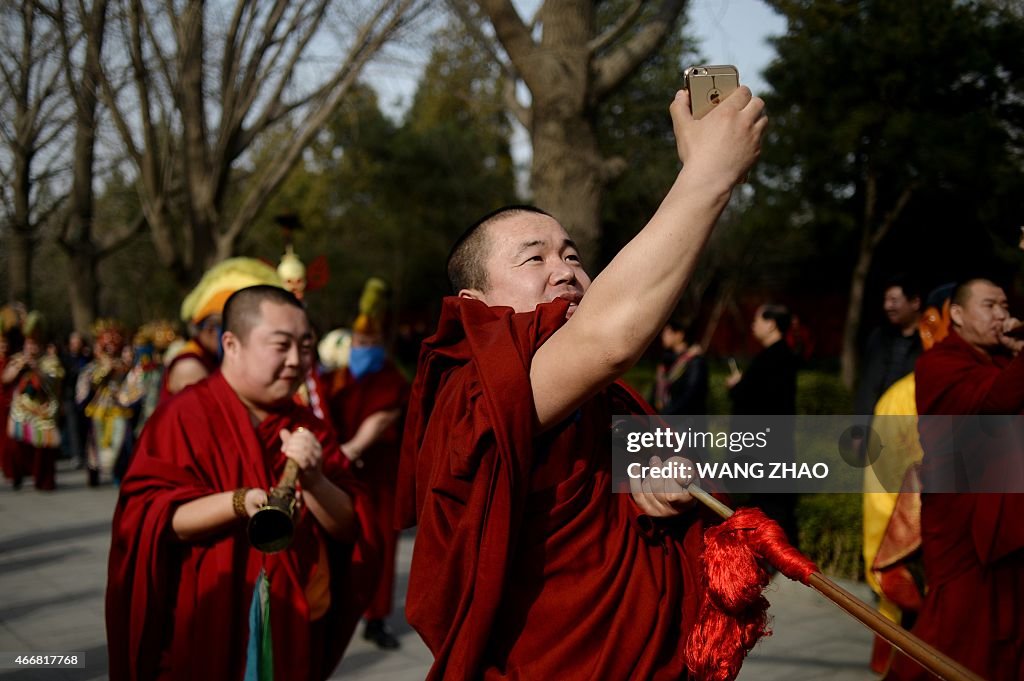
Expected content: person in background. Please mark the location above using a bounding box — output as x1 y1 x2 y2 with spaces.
77 319 131 486
888 278 1024 681
2 312 64 490
652 318 708 418
855 274 923 416
727 303 800 544
60 331 91 468
326 278 410 650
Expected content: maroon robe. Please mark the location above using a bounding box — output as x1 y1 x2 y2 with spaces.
327 362 409 619
106 371 380 681
397 297 707 681
888 330 1024 680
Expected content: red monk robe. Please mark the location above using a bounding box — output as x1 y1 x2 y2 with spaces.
107 371 380 681
397 298 708 681
888 329 1024 680
327 361 409 620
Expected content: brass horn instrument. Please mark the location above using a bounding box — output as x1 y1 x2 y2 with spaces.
248 459 300 553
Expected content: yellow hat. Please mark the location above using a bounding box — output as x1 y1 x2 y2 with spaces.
352 277 388 336
22 311 45 342
180 258 284 324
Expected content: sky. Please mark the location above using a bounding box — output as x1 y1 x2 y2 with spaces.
688 0 787 95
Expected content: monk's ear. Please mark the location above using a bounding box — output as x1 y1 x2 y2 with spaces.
949 304 964 327
220 330 241 356
458 288 486 304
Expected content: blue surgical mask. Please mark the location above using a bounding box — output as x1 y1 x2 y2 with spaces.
349 345 385 379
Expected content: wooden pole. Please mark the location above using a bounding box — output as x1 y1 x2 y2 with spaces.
686 483 985 681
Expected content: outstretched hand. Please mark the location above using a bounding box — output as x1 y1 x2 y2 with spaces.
671 87 767 189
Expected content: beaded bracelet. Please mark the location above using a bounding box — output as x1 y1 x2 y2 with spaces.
232 488 251 520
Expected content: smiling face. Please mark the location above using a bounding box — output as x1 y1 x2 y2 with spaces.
883 286 920 329
221 299 313 408
459 212 590 319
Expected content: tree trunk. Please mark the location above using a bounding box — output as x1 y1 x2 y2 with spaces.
57 0 111 333
531 113 604 264
840 175 915 391
67 249 99 335
475 0 685 267
6 226 32 306
526 2 601 261
841 234 873 390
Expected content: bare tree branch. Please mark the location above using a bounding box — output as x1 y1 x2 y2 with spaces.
235 0 332 151
96 210 147 257
87 0 429 282
474 0 541 93
871 182 918 249
221 0 423 252
587 0 643 55
503 76 530 130
231 0 291 118
590 0 685 103
448 0 507 67
0 0 73 305
448 0 529 128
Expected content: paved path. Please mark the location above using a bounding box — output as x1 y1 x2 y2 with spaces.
0 462 878 680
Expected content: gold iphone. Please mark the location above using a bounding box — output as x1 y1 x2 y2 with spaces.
683 65 740 119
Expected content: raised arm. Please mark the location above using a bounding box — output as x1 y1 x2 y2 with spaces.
530 88 766 429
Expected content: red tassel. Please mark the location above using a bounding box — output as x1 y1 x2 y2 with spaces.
686 507 818 681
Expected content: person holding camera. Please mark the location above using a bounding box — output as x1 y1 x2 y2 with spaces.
397 85 766 679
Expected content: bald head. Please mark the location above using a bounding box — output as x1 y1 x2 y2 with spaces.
223 285 305 343
447 205 553 294
952 278 999 310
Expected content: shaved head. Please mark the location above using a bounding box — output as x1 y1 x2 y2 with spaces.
952 278 998 309
447 205 552 294
223 285 305 343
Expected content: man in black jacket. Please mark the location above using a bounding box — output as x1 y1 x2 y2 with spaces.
854 275 923 416
727 303 799 543
727 303 798 414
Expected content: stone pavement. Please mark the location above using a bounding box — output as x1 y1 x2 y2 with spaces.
1 461 879 680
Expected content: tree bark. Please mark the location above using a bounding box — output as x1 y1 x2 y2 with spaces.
3 0 65 307
66 247 99 334
531 112 604 261
473 0 686 266
56 0 118 333
841 239 873 390
6 225 33 306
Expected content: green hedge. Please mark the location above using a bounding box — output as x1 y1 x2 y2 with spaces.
797 493 863 579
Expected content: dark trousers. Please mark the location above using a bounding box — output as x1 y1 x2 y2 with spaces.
9 441 57 490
